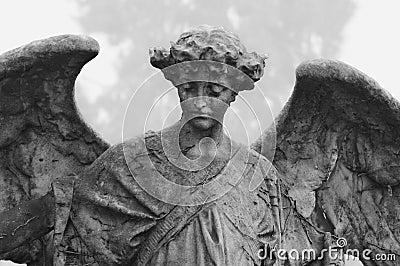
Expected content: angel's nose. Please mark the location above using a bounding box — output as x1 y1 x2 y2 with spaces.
194 97 207 109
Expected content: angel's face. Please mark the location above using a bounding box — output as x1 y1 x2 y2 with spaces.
177 82 237 130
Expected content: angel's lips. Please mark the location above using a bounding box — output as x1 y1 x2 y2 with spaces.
193 114 213 119
191 114 222 123
186 114 220 130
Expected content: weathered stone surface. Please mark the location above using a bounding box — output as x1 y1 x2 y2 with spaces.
253 59 400 265
0 35 109 264
2 29 400 266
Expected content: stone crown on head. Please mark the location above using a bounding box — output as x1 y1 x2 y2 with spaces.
149 25 267 92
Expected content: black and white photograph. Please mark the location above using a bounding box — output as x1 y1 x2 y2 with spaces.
0 1 399 265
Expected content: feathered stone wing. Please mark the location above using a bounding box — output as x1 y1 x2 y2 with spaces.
0 35 109 264
252 59 400 265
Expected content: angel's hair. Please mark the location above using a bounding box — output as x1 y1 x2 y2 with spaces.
149 25 267 83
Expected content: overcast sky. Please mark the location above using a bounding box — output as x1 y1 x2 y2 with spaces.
0 0 399 101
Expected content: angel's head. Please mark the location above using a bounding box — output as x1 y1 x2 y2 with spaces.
149 25 267 130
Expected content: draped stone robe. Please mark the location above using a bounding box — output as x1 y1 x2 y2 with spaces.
54 131 279 265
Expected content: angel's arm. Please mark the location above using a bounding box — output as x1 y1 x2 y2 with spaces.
0 191 54 254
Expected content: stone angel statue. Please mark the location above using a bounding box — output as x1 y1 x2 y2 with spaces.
0 26 399 266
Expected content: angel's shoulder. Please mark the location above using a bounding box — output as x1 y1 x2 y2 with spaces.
74 134 151 194
90 131 158 169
